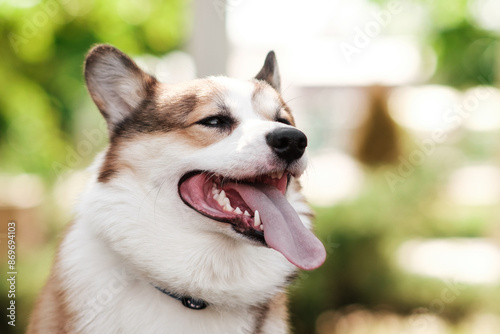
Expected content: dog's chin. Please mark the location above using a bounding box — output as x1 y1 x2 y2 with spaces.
178 170 290 245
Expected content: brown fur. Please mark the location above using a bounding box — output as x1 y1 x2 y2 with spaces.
26 269 72 334
27 225 76 334
252 300 271 334
255 51 281 92
85 45 159 128
253 293 290 334
251 81 295 126
97 80 231 182
277 95 296 125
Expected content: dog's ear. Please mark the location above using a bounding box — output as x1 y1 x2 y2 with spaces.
255 51 281 92
84 44 158 133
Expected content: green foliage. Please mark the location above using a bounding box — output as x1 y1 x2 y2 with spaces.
368 0 499 88
0 0 189 179
431 21 497 88
289 143 493 333
425 0 469 30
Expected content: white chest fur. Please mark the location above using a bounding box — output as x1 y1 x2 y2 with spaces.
58 197 294 334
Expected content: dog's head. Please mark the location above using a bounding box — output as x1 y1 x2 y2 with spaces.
83 45 325 294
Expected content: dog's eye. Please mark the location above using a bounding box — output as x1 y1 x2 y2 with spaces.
276 117 292 126
197 115 234 129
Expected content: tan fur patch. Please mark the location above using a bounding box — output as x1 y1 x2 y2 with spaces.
278 95 296 126
251 81 295 126
268 293 289 326
27 226 76 333
97 79 229 182
98 148 120 183
252 293 289 334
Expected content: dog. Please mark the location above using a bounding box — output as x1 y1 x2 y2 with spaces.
27 44 326 334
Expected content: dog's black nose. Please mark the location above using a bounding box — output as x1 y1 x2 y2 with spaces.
266 127 307 163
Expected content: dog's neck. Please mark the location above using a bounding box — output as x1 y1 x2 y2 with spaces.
53 185 300 333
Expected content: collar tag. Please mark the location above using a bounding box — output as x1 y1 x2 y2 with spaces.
181 296 207 310
154 286 207 310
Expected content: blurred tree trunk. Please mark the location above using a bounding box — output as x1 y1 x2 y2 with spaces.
356 86 400 166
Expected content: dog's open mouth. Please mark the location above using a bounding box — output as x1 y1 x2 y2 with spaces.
178 171 326 270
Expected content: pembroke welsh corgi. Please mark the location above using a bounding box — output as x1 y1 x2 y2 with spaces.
27 44 326 334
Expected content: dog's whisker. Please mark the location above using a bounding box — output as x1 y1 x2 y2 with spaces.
153 178 168 224
139 183 162 220
205 172 219 186
283 94 306 105
281 82 293 95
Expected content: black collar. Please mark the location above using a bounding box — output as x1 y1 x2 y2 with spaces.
154 286 208 310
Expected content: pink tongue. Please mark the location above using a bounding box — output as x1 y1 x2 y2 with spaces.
229 183 326 270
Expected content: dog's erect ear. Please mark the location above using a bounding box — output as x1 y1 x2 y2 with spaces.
255 51 281 92
84 44 158 132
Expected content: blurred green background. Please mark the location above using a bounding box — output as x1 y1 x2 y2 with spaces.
1 0 500 333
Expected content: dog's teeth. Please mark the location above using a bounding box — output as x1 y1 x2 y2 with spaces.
218 190 226 200
216 190 227 206
234 207 242 214
244 210 250 217
254 210 260 227
270 171 284 179
216 190 231 207
260 224 264 230
270 171 283 179
224 203 234 212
